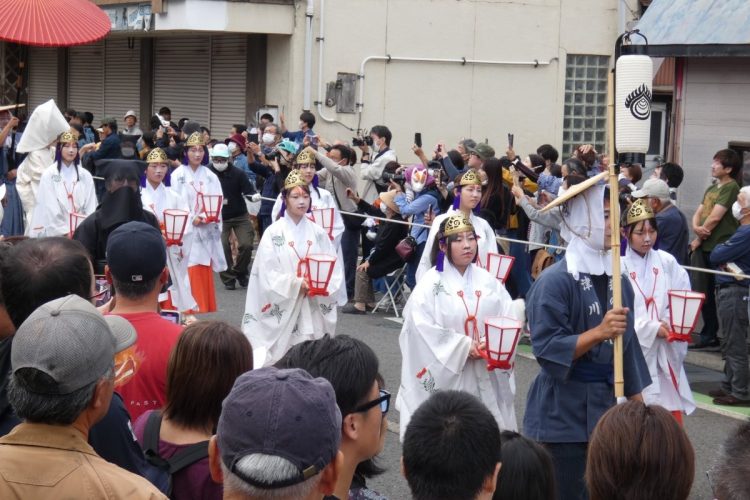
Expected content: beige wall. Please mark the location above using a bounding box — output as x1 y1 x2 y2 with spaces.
267 0 638 159
677 57 750 218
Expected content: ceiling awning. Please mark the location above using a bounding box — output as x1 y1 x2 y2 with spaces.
0 0 110 47
633 0 750 57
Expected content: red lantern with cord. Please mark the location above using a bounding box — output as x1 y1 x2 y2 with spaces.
481 316 522 371
483 253 515 284
200 194 223 223
68 212 86 238
667 290 705 343
304 254 336 297
163 209 189 246
310 207 335 240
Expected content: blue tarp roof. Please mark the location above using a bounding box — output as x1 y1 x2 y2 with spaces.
634 0 750 56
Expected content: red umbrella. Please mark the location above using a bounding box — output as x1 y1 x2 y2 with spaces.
0 0 110 47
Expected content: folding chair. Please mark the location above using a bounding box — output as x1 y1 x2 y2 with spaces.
371 264 408 318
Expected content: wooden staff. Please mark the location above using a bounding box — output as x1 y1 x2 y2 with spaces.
607 71 625 401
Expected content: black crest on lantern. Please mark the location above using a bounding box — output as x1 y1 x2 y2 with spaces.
624 83 652 121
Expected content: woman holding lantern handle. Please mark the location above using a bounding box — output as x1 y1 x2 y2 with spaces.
396 213 521 440
242 169 343 368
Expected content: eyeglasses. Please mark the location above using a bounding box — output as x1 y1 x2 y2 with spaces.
353 389 390 415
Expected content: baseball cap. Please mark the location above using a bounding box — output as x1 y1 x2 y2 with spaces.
106 221 166 283
217 367 342 489
11 295 136 395
631 178 670 199
469 143 495 160
211 143 230 158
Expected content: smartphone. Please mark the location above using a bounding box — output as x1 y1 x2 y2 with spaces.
160 309 181 325
508 133 514 148
414 132 422 148
309 134 319 147
428 205 434 218
93 275 112 308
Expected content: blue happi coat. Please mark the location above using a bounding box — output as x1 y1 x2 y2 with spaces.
523 258 651 443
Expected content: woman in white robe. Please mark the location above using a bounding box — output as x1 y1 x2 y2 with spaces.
417 169 498 281
243 169 343 368
141 147 197 313
622 199 695 422
170 132 226 313
270 147 347 306
28 129 97 238
397 213 518 440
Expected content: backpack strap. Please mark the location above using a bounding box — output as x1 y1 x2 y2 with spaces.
166 441 210 474
141 410 209 474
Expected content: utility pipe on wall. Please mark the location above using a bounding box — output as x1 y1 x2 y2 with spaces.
302 0 314 111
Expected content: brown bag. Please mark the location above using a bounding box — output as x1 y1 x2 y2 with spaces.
531 248 554 280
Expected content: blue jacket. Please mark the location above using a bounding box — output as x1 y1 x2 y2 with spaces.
709 224 750 286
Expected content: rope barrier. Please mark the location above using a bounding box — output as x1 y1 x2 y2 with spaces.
259 195 750 280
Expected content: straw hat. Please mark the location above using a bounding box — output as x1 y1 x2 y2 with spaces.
378 190 400 214
540 171 609 212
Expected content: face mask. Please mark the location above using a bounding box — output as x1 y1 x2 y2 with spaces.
262 133 275 145
371 138 381 153
379 203 389 215
732 201 745 220
213 160 228 172
227 142 238 154
299 121 306 130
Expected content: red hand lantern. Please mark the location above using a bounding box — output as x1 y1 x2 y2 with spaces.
483 253 515 284
200 194 223 223
163 209 189 246
667 290 705 343
482 316 522 371
68 212 86 238
304 254 336 297
311 207 335 240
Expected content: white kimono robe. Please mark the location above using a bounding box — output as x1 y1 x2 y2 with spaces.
397 262 518 440
28 162 97 238
242 213 343 368
622 247 695 414
142 182 198 312
416 209 498 282
17 147 56 224
271 185 347 306
170 164 227 272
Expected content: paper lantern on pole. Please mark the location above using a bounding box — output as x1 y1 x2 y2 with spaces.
163 209 189 246
304 254 336 297
667 290 705 343
483 253 515 284
311 207 335 240
482 316 522 371
68 212 86 238
200 194 223 223
615 54 653 165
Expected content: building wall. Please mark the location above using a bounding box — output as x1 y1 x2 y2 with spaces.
678 57 750 216
268 0 637 158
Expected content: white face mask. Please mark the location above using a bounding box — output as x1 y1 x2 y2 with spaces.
227 142 238 154
213 160 229 172
371 138 381 153
732 201 745 221
262 133 275 145
298 121 306 130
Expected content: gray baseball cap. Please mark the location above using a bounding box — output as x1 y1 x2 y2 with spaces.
11 295 137 395
468 142 495 160
217 367 342 489
631 178 670 200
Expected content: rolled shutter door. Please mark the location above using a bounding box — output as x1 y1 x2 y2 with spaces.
68 41 104 121
153 36 209 126
28 47 58 111
104 38 141 121
210 35 247 138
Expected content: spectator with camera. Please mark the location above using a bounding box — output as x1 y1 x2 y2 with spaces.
358 125 397 203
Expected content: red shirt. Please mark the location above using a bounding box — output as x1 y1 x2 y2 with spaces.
112 312 182 422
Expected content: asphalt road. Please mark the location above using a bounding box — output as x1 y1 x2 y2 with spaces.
205 277 745 500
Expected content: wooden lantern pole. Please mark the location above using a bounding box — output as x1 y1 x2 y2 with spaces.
607 70 625 402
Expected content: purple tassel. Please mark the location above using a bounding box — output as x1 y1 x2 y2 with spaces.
473 204 480 215
452 192 461 210
164 169 172 187
620 235 627 257
312 174 319 189
279 200 286 218
140 174 147 188
436 250 445 272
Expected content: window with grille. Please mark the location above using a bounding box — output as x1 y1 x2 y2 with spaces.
562 55 610 157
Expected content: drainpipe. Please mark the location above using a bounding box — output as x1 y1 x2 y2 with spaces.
302 0 314 111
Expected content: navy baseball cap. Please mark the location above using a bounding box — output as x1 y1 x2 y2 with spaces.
106 221 166 283
217 367 342 489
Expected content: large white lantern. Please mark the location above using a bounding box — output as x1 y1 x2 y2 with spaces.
311 207 335 240
483 253 515 284
304 254 336 297
163 209 189 246
667 290 705 343
615 53 653 164
482 316 523 371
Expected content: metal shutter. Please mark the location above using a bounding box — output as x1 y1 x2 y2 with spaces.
153 36 210 126
209 35 247 139
68 41 104 120
28 47 58 111
104 38 141 120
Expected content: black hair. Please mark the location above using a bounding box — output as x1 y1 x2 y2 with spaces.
141 131 156 149
64 108 77 118
528 154 545 170
659 162 684 189
299 111 316 129
493 431 556 500
447 149 465 170
178 118 190 131
149 115 162 131
563 158 588 187
714 149 742 180
330 144 355 166
83 112 94 125
231 124 247 134
403 391 501 500
158 106 171 116
549 163 563 178
0 238 93 328
714 421 750 500
370 125 392 146
536 144 559 163
200 126 210 136
260 113 274 122
112 276 161 300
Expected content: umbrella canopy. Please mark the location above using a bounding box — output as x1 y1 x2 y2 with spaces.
0 0 110 47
